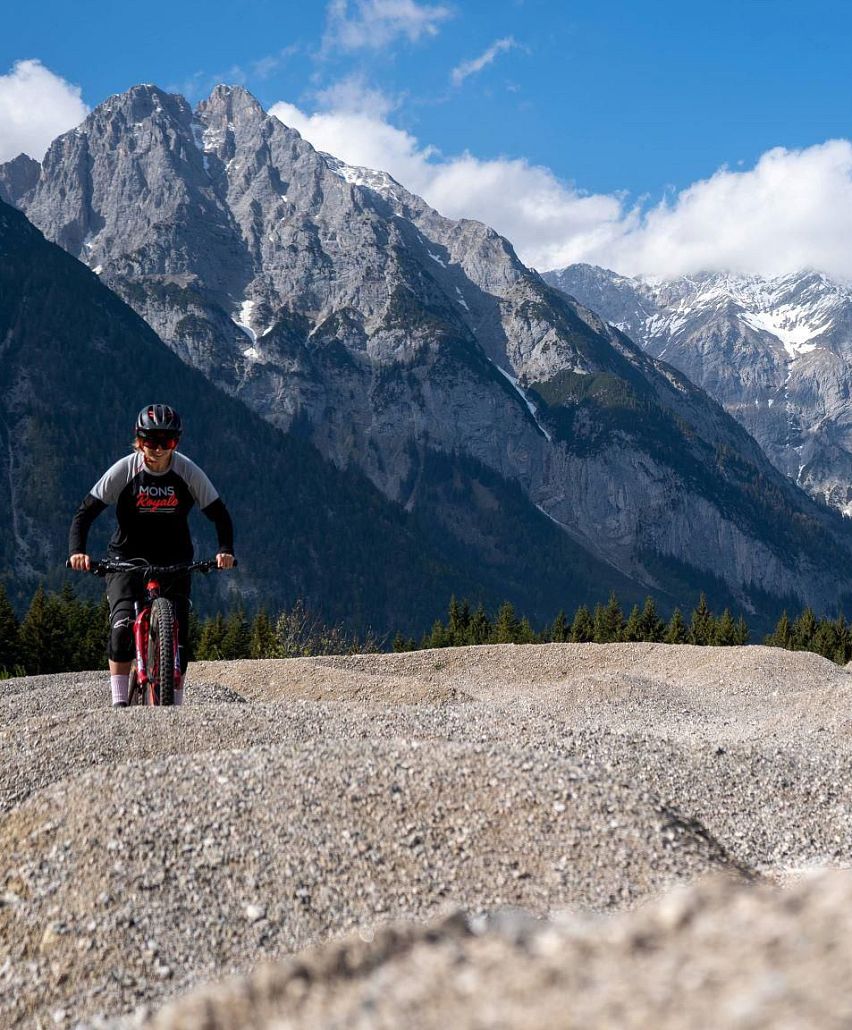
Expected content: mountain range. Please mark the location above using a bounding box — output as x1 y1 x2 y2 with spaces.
0 196 655 629
544 265 852 517
3 83 852 623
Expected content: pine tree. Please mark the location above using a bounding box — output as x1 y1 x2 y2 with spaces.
810 619 837 660
19 586 65 675
517 617 536 644
427 619 449 648
249 609 278 658
458 600 472 642
446 596 471 647
767 611 792 649
622 604 643 642
595 592 624 643
493 602 520 644
591 603 607 643
688 594 714 646
467 604 491 645
392 631 416 652
735 615 750 646
77 596 109 671
665 608 687 644
791 608 817 651
570 605 594 643
833 612 850 665
197 613 227 660
57 582 86 671
0 582 21 674
550 610 569 643
713 608 738 646
220 608 251 660
638 596 665 642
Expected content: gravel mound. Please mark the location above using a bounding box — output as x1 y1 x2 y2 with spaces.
152 870 852 1029
1 643 850 1027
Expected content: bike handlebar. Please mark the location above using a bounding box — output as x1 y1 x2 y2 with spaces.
66 557 238 577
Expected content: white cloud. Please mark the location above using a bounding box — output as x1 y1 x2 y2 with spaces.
0 60 89 162
313 74 398 118
451 37 518 87
603 142 852 281
270 87 852 281
324 0 453 52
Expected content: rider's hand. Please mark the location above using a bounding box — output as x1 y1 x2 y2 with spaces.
216 553 235 569
69 553 91 571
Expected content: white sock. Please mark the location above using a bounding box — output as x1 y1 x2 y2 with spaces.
111 674 129 705
174 687 184 706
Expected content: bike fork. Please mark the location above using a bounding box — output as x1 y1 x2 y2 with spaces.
173 617 182 695
133 604 149 687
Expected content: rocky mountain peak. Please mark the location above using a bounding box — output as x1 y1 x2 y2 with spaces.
93 83 191 129
0 152 40 205
193 83 294 168
200 83 266 123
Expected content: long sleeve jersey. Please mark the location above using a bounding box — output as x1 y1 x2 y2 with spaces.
69 450 234 563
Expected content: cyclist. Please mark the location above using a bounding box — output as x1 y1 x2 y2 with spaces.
68 404 235 707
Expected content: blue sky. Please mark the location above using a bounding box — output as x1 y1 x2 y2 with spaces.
3 0 852 277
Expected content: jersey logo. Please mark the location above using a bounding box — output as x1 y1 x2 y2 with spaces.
136 483 179 511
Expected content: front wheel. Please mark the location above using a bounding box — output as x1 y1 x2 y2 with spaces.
148 597 176 706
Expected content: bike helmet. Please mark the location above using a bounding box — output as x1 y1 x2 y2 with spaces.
135 404 183 439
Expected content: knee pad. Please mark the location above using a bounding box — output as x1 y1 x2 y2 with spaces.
109 612 135 662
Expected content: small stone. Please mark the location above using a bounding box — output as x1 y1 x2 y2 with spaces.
245 904 265 923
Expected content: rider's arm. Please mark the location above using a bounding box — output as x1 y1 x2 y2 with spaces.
69 493 107 557
69 455 135 561
173 454 235 555
201 498 234 555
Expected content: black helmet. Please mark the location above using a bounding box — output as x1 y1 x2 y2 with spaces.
135 404 182 438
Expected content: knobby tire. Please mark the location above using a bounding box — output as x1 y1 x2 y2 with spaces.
149 597 176 706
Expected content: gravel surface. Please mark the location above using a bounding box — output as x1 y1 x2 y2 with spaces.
153 871 852 1029
1 643 851 1027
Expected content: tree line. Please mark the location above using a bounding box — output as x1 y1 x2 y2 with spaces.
2 581 852 678
395 594 748 650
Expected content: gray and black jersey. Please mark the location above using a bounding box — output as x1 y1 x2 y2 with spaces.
69 451 234 563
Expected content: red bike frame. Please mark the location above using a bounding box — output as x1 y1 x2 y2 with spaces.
133 574 182 705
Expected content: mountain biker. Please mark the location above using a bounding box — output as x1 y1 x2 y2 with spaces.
68 404 235 707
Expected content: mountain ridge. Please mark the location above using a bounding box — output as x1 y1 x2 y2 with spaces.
545 263 852 516
3 83 852 615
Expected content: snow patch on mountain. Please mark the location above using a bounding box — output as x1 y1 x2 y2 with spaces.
739 308 824 358
322 154 401 197
492 362 552 442
234 299 257 349
636 271 851 361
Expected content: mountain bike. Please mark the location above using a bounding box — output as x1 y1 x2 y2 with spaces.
66 557 236 706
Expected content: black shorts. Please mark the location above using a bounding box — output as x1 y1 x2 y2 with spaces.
106 569 191 672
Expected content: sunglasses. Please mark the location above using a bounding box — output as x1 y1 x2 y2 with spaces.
139 435 179 450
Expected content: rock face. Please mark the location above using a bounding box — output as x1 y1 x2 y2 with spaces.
545 264 852 516
5 84 852 611
0 153 39 207
3 197 552 630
